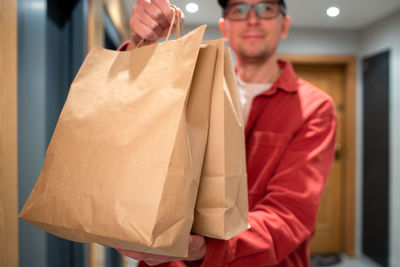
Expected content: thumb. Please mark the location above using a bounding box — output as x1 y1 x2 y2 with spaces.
189 235 205 250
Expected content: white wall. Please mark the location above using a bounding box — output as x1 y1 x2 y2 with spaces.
186 24 361 55
280 27 360 55
359 11 400 267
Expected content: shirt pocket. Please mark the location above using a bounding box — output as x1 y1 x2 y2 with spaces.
246 131 293 199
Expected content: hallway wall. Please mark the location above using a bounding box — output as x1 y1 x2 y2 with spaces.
280 27 359 55
185 24 360 55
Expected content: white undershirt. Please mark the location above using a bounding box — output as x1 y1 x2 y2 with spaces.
237 76 272 123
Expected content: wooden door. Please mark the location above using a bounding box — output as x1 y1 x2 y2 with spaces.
0 0 19 265
292 64 345 253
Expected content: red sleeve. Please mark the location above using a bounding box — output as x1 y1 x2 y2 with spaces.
200 100 337 266
117 40 131 51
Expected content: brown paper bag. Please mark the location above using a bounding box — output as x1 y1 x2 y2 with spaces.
191 39 249 239
19 25 217 257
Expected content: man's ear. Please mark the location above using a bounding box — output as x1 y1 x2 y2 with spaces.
280 15 291 41
219 18 228 42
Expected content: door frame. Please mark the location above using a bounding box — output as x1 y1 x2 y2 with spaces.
0 0 18 265
278 54 357 257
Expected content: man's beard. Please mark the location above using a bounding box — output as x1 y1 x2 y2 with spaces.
237 45 271 63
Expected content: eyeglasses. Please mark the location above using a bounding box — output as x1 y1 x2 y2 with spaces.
224 1 286 21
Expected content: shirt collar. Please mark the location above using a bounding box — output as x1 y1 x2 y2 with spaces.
260 60 299 96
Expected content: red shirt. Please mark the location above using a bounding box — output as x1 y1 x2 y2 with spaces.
132 58 337 266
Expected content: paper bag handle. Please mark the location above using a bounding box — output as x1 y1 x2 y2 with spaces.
137 5 184 48
166 5 185 40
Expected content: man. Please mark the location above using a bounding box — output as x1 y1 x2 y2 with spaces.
117 0 337 266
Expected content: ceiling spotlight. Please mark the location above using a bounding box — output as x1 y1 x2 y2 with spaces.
326 6 340 17
186 2 199 13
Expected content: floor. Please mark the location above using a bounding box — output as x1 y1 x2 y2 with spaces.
314 254 382 267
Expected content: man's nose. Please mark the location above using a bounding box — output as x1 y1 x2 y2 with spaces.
247 8 260 24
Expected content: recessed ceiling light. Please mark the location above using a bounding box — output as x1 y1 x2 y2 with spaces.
326 6 340 17
186 2 199 13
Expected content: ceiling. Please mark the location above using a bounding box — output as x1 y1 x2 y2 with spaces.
122 0 400 29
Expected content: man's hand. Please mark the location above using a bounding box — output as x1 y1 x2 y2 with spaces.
116 235 206 266
127 0 184 50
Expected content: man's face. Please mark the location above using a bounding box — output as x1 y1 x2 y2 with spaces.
219 0 291 62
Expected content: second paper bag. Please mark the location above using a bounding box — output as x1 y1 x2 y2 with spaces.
191 39 249 239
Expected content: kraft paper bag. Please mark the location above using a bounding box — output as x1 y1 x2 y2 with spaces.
191 39 249 239
19 25 218 257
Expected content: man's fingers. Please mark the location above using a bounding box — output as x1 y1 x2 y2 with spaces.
142 0 169 28
116 248 155 261
115 236 206 263
128 0 185 46
151 0 173 24
131 16 161 41
115 248 145 260
116 248 177 262
130 0 172 44
144 259 169 266
189 235 205 250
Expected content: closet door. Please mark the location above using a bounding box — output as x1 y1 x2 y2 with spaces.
362 50 390 267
